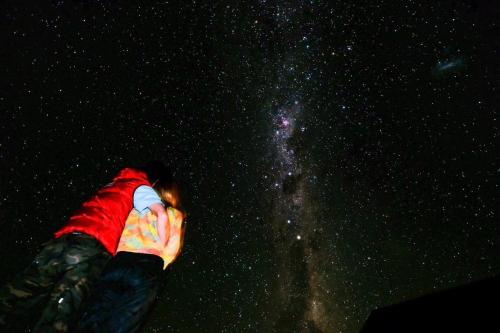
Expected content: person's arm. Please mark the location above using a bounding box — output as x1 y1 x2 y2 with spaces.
149 203 169 246
134 185 170 245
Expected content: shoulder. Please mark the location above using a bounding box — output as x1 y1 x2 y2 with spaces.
134 186 163 212
115 168 149 183
134 185 157 196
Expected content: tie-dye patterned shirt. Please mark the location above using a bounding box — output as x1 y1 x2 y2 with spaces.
116 207 185 269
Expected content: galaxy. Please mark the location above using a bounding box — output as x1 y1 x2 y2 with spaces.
1 1 499 332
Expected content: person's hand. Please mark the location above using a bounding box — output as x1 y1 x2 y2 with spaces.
149 203 170 246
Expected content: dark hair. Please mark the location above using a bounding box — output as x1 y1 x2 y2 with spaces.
139 160 172 189
139 160 182 208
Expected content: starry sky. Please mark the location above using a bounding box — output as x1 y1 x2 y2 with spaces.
0 1 499 332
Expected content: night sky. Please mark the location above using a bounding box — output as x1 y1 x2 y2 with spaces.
1 1 499 332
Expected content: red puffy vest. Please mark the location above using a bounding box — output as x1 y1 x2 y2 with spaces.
55 168 151 254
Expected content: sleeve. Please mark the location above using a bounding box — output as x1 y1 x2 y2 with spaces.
133 185 163 213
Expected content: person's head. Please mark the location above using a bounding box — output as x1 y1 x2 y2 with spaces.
140 161 181 209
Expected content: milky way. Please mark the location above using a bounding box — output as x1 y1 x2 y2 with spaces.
266 100 332 331
259 1 339 330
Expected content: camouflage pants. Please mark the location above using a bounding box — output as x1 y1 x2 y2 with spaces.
0 233 111 333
